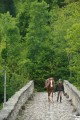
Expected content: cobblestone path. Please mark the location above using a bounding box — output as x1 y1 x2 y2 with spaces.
16 92 79 120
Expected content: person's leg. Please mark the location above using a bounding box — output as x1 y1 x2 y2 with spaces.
57 91 60 102
60 91 62 103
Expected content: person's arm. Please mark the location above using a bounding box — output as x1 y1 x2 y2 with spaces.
62 84 64 94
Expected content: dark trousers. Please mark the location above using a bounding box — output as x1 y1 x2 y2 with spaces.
57 91 62 102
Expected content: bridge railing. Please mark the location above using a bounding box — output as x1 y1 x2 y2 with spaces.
64 80 80 114
0 80 34 120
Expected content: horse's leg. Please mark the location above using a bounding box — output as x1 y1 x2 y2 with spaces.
48 90 50 102
51 90 53 101
49 90 53 102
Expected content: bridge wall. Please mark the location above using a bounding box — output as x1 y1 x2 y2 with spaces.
64 80 80 114
0 80 34 120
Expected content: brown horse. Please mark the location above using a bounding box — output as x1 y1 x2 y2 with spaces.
45 77 54 102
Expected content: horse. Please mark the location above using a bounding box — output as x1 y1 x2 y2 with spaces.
45 77 54 102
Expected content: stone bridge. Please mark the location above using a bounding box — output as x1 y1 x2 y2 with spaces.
0 80 80 120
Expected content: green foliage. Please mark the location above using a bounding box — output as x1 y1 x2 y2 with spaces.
0 0 80 106
24 1 51 90
4 0 16 17
50 1 80 87
1 48 7 60
0 74 4 103
0 0 5 13
0 103 3 110
0 12 28 104
16 1 30 38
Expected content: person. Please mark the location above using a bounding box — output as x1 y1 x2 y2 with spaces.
56 79 64 103
45 77 54 102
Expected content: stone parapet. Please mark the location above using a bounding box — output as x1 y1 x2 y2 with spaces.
0 80 34 120
64 80 80 114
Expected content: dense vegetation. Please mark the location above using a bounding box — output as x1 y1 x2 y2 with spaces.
0 0 80 106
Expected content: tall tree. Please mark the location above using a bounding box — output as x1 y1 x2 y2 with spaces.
24 1 51 89
4 0 16 16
